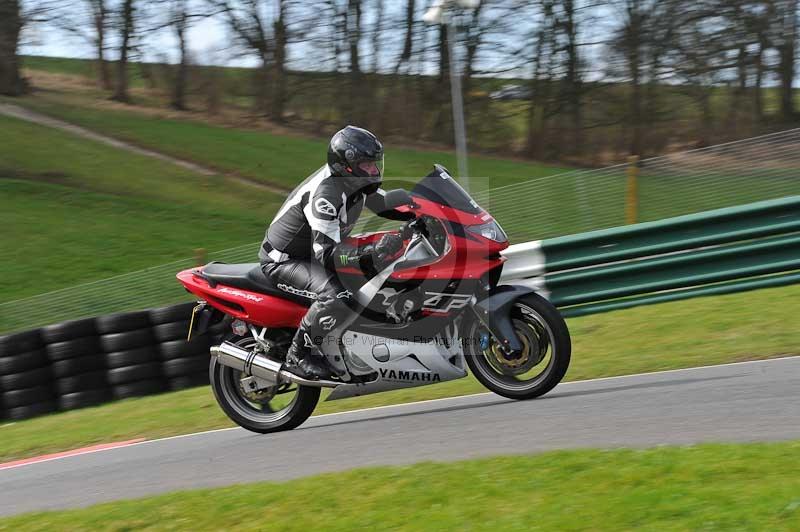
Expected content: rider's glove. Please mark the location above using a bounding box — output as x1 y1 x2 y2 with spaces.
375 233 404 258
335 234 404 278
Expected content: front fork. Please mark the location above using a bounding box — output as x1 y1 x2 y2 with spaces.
471 285 538 357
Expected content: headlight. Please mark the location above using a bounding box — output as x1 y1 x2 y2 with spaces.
467 220 508 243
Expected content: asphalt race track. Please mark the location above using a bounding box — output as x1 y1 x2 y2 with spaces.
2 356 799 516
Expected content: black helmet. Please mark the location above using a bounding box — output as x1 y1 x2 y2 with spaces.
327 125 384 194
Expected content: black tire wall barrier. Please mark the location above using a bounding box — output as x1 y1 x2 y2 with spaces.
0 302 226 421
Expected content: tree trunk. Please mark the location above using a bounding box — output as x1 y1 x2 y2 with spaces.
563 0 582 155
372 0 383 73
0 0 25 96
527 20 548 157
728 46 747 131
394 0 415 73
754 41 764 122
92 0 112 90
433 24 452 144
626 1 643 156
171 10 188 110
112 0 134 103
779 0 797 121
254 56 270 115
527 1 556 158
347 0 363 123
271 0 287 123
462 3 483 105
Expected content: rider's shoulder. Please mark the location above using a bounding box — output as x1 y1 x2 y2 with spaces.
313 174 344 201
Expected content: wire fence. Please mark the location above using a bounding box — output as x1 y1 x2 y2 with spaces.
3 128 800 333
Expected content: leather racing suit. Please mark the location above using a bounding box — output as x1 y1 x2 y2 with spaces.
259 165 412 372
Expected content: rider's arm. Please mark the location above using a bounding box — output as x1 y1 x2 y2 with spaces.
365 189 416 221
303 187 343 270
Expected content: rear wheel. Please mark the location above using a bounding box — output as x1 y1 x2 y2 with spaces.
465 293 571 400
210 335 320 434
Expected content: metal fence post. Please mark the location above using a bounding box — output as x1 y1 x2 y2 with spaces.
626 155 640 225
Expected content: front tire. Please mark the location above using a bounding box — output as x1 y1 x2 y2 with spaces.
465 292 571 400
210 335 320 434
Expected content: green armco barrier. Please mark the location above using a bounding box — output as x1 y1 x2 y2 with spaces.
541 195 800 272
548 233 800 306
560 270 800 318
501 195 800 316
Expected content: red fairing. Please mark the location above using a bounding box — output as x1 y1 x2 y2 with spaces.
176 270 306 328
391 196 508 281
176 184 509 329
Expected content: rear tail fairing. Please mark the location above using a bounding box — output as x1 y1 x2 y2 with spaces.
176 269 307 328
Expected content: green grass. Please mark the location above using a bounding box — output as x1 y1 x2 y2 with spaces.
3 441 800 530
0 180 265 302
0 114 285 302
0 114 283 213
21 56 101 79
1 282 796 463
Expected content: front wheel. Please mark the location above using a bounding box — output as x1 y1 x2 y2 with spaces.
465 293 571 400
210 335 320 433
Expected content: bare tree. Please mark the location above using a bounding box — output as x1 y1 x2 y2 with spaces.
609 0 679 155
370 0 383 73
0 0 25 95
527 0 558 157
216 0 288 121
89 0 112 89
561 0 583 154
345 0 364 123
271 0 287 121
170 0 191 109
461 0 484 101
776 0 798 120
158 0 216 110
394 0 415 74
53 0 112 89
112 0 135 102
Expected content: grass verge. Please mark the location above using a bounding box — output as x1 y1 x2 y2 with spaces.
2 441 800 530
1 283 797 462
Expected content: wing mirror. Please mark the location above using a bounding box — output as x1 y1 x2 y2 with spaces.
383 189 415 210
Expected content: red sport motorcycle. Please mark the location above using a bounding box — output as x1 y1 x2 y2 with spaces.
177 165 571 433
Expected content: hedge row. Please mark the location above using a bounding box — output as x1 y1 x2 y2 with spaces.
0 302 226 421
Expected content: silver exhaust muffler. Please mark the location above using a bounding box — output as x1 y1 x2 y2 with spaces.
210 342 340 388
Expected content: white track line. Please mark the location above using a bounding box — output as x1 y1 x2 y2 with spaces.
1 355 796 472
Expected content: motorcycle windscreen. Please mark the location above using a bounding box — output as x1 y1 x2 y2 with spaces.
411 165 482 214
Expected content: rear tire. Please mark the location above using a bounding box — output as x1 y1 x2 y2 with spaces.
210 335 319 434
465 292 571 400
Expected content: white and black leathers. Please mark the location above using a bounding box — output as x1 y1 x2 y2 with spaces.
259 166 407 268
259 165 411 378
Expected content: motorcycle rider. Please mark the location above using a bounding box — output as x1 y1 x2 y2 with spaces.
259 125 414 380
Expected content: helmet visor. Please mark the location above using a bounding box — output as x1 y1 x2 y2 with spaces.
357 156 384 178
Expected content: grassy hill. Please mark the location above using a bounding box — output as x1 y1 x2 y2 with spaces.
0 113 286 301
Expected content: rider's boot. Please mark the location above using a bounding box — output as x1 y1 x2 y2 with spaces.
284 331 333 380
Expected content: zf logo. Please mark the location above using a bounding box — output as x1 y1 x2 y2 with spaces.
422 292 472 313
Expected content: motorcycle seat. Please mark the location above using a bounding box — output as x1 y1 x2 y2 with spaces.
199 262 310 304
